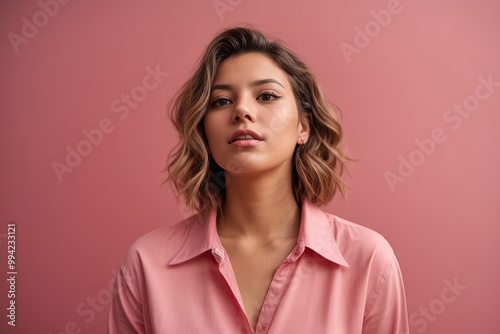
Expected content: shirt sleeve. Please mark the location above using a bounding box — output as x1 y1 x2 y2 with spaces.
362 254 410 334
107 262 148 334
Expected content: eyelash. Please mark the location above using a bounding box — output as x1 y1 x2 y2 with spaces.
258 91 281 101
209 90 281 108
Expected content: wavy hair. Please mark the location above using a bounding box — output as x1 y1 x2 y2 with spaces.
166 26 352 216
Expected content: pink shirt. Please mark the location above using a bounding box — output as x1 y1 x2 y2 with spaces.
108 199 409 333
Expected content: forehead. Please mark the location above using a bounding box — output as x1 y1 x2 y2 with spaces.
213 52 291 87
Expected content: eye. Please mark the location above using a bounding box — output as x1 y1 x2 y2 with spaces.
210 97 232 108
257 91 281 101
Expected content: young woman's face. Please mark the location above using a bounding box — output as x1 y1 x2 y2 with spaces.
203 52 309 175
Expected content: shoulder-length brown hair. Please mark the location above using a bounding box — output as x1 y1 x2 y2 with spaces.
166 26 351 216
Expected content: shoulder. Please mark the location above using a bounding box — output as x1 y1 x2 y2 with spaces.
328 212 394 253
322 211 396 270
120 215 198 267
322 211 405 308
313 211 409 329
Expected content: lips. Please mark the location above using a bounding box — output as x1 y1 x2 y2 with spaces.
228 129 263 144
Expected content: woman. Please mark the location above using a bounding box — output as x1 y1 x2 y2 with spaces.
108 26 409 333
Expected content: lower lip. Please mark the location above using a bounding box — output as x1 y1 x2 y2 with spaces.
230 139 262 147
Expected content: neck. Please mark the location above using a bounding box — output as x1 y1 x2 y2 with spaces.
217 164 301 241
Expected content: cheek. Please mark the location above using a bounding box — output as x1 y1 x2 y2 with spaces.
203 115 228 161
261 108 300 141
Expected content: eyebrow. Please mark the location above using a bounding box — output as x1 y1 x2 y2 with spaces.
211 78 285 91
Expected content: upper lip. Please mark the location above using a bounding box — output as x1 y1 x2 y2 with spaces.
228 129 263 144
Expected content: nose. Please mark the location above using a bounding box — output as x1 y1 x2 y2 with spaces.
232 96 256 123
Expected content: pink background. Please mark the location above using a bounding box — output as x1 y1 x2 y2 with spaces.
1 0 499 333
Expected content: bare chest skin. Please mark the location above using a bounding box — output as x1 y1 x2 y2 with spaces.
220 236 297 331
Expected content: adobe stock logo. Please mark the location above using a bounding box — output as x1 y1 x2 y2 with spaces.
339 0 405 63
7 0 71 54
212 0 243 21
384 73 499 192
51 64 169 182
49 268 123 334
409 277 467 333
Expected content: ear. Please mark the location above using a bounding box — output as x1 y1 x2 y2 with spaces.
297 115 310 145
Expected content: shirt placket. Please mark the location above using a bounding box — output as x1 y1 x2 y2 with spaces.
254 241 304 334
212 246 254 334
213 240 305 334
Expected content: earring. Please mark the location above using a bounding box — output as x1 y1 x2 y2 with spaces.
300 137 305 142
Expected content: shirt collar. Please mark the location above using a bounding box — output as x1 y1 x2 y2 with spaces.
169 209 220 265
169 198 349 268
298 197 349 267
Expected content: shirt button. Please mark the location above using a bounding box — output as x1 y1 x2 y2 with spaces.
260 323 268 331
